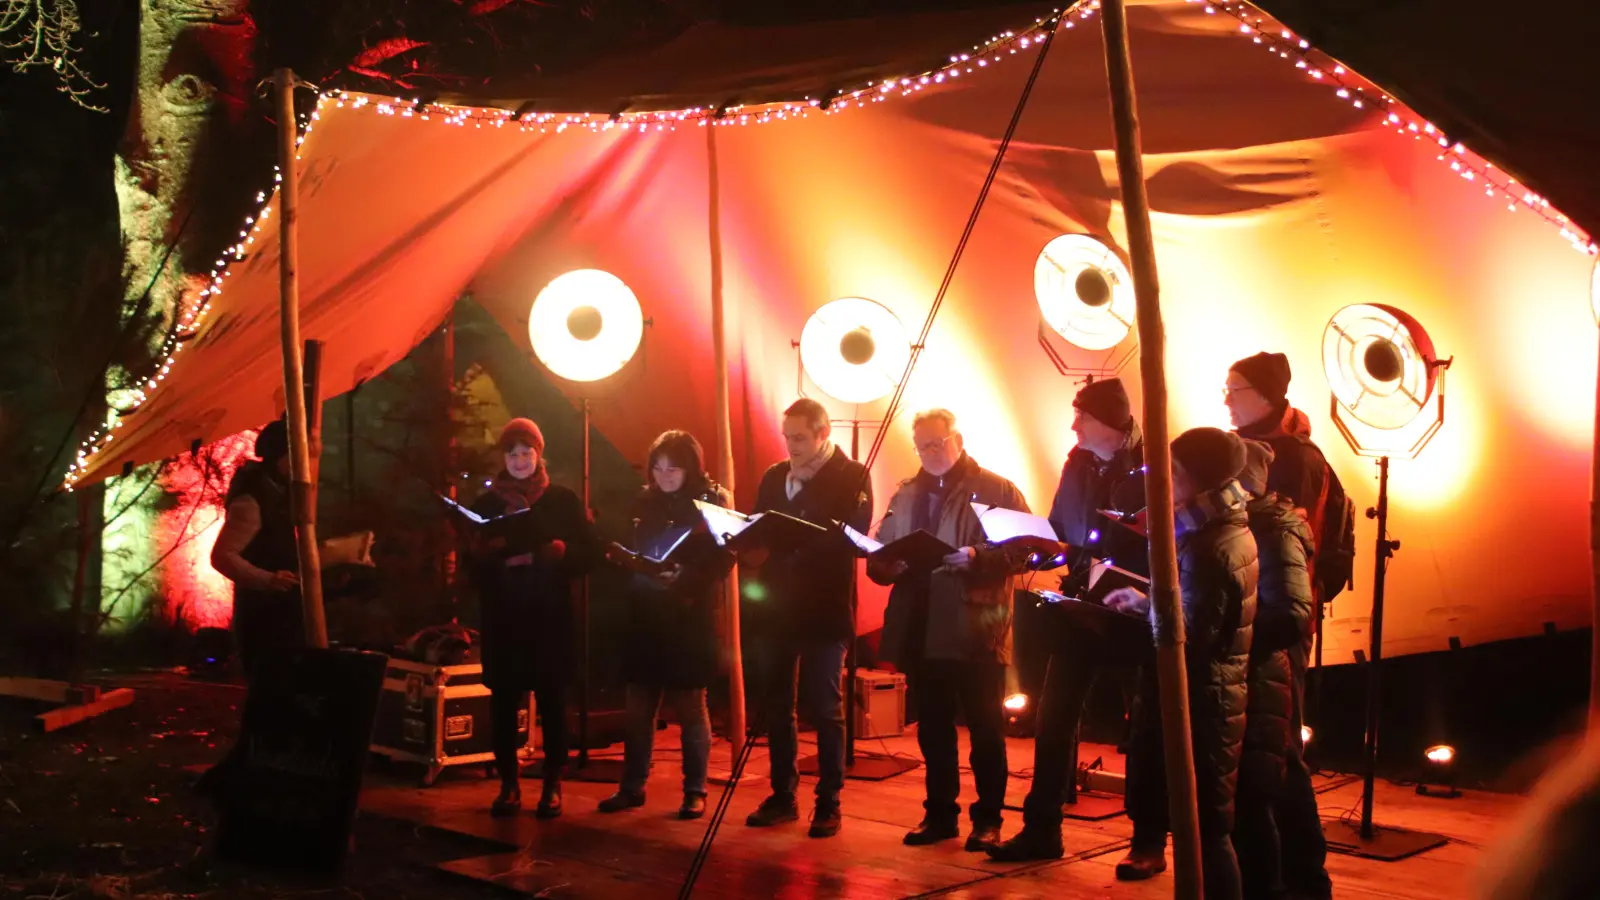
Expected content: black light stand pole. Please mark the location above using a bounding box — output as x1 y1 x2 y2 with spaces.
846 421 860 766
1360 455 1398 837
578 397 593 770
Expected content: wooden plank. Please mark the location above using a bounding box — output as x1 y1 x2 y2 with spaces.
438 850 675 898
34 687 134 732
0 676 72 704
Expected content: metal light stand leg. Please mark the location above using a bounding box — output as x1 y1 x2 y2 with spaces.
565 396 623 783
1324 456 1446 860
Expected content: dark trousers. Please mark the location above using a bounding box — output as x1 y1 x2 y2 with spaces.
1277 648 1331 899
1126 670 1244 900
490 681 568 785
1022 644 1139 829
910 659 1008 828
1234 749 1285 900
232 592 305 685
758 638 848 802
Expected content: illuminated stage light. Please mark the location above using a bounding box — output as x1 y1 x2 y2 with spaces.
1592 258 1598 324
1034 234 1135 351
528 269 643 382
1301 725 1313 747
1417 744 1461 799
1322 303 1453 857
798 297 912 404
1003 693 1029 712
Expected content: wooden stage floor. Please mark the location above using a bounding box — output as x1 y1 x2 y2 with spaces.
359 729 1520 898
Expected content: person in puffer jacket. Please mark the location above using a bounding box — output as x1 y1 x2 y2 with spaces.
1233 440 1316 900
1106 427 1258 900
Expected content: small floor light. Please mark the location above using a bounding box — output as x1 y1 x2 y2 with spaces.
1003 692 1033 738
1300 725 1313 748
1004 693 1029 713
1417 744 1461 799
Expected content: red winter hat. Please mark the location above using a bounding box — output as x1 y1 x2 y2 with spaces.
499 417 545 454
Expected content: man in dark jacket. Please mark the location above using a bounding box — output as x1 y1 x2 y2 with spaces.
1106 427 1257 900
991 378 1147 861
1226 352 1333 900
211 420 307 683
1234 440 1316 899
869 408 1029 853
742 398 872 839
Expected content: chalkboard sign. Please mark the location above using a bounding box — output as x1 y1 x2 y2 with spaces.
214 647 388 874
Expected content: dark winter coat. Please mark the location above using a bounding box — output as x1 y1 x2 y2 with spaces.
744 450 872 645
470 481 597 692
1240 493 1315 787
874 454 1029 666
1047 442 1147 574
620 479 734 690
1176 502 1258 830
1239 404 1329 535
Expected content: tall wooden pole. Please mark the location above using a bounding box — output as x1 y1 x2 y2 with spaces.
1099 4 1202 897
274 68 327 649
1590 318 1600 735
707 123 746 756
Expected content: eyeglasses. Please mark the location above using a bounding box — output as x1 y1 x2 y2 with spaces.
913 434 954 454
1222 385 1259 400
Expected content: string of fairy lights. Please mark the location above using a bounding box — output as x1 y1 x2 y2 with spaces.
61 0 1596 489
1190 0 1598 257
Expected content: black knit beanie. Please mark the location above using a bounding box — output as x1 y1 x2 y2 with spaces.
1171 427 1247 492
254 419 289 463
1229 352 1292 404
1072 378 1133 431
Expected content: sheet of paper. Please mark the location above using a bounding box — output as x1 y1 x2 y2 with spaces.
841 523 884 555
971 503 1057 543
695 499 755 546
439 494 488 525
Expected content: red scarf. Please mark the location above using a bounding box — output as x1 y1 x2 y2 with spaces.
491 465 549 512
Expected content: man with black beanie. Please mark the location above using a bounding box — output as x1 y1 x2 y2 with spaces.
1225 352 1333 900
990 378 1147 861
1105 427 1257 899
211 419 309 683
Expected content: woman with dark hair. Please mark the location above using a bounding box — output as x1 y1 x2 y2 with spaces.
597 430 732 820
469 417 597 819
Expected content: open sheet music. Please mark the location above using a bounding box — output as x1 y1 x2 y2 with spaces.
841 523 956 574
439 493 557 554
609 524 728 576
970 503 1067 564
694 500 828 554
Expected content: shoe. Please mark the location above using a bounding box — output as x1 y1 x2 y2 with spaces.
535 782 562 819
745 793 800 827
679 792 707 820
986 826 1065 862
1115 846 1167 881
808 799 842 838
903 815 961 846
490 783 522 817
964 823 1003 853
598 789 646 813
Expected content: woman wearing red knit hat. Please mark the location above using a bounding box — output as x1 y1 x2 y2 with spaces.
468 416 597 819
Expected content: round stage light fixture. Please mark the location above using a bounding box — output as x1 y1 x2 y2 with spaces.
1034 234 1136 351
528 269 644 382
1591 257 1598 324
798 297 912 404
1003 693 1029 712
1321 303 1441 431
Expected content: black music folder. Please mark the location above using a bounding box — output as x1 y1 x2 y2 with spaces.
440 494 557 554
841 523 957 574
609 525 729 576
695 500 829 554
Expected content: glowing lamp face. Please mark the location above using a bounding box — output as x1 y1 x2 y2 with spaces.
529 269 643 382
799 297 912 404
1300 725 1313 746
1322 304 1439 431
1003 693 1028 712
1035 234 1135 351
1592 259 1599 324
1425 744 1455 765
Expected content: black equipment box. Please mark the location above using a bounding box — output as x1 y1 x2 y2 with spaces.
369 658 533 786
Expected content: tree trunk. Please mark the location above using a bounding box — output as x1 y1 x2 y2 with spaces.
104 0 260 630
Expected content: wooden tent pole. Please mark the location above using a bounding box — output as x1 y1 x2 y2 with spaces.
1098 4 1202 897
707 123 746 756
1591 320 1600 735
274 68 327 649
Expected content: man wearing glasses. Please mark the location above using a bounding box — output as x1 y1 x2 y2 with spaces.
868 408 1030 854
